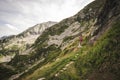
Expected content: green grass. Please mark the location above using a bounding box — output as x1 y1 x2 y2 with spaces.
75 21 120 80
49 62 80 80
18 38 87 80
13 21 120 80
19 52 75 80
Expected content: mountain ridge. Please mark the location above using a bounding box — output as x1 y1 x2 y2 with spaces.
0 21 57 62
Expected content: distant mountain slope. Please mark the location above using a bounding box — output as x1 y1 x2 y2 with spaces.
17 21 57 38
0 21 56 62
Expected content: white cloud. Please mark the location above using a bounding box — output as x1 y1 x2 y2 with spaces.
0 0 94 37
5 24 19 31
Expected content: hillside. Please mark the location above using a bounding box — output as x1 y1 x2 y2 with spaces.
0 0 120 80
0 21 56 63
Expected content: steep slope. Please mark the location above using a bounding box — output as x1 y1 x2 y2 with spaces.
52 18 120 80
1 0 120 80
16 0 120 80
49 0 120 80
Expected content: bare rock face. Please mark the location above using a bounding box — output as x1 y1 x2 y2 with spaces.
48 22 80 47
18 21 57 37
92 0 120 39
97 0 120 26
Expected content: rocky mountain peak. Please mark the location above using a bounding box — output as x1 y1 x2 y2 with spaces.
17 21 57 38
0 21 57 54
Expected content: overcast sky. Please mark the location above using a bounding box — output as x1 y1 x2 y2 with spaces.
0 0 94 37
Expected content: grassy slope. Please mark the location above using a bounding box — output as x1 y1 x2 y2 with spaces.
17 18 120 80
19 20 120 80
75 21 120 80
48 21 120 80
17 38 80 80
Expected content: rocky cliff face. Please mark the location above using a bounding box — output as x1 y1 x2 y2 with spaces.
94 0 120 36
0 0 120 80
97 0 120 26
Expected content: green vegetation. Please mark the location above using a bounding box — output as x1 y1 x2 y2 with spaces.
8 55 30 72
18 51 76 80
8 20 119 80
34 18 75 47
17 38 85 80
75 21 120 80
63 36 74 42
20 21 120 80
0 64 17 80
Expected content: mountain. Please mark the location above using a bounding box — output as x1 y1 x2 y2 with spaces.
0 36 8 40
0 0 120 80
0 21 57 62
17 21 57 38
